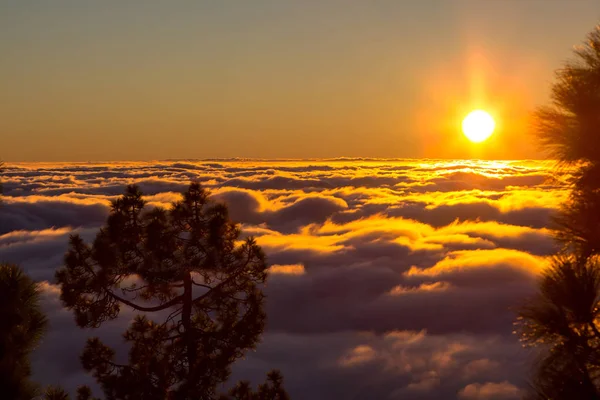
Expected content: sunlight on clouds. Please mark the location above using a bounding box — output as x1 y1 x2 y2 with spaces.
384 330 427 346
2 159 558 398
268 264 306 275
388 282 451 296
37 281 62 296
0 227 74 245
494 189 567 212
432 342 469 369
212 188 274 212
310 215 433 240
423 234 495 249
338 345 377 367
406 248 547 279
3 194 112 207
255 232 345 253
143 192 185 208
438 220 553 241
458 381 523 400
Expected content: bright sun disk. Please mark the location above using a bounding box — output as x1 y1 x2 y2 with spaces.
462 110 495 143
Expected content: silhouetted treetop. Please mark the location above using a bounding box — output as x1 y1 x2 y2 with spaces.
44 386 73 400
220 370 290 400
517 255 600 399
0 263 48 399
0 160 4 202
518 22 600 400
555 187 600 257
535 26 600 166
56 182 281 399
524 348 600 400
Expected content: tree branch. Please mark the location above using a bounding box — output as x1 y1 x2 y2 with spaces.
121 285 150 293
191 279 212 290
191 250 253 306
107 291 183 312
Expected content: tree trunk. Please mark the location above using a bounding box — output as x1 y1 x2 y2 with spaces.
181 272 196 395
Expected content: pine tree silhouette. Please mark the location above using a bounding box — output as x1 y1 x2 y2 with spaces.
221 370 290 400
0 263 48 399
56 183 288 399
517 256 600 399
44 386 72 400
535 26 600 172
0 160 4 203
518 23 600 399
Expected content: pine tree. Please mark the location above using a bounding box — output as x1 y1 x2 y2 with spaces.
518 23 600 399
1 160 4 202
535 26 600 173
0 263 48 399
221 370 290 400
56 183 287 399
517 256 600 399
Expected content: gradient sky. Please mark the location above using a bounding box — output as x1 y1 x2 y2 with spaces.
2 1 599 161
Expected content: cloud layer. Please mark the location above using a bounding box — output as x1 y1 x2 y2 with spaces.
0 159 562 399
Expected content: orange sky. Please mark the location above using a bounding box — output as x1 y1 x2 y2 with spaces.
1 1 600 161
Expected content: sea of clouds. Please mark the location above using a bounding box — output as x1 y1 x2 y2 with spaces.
0 159 567 399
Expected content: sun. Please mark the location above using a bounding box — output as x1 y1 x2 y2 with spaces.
462 110 495 143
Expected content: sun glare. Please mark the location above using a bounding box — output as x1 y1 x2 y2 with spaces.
462 110 495 143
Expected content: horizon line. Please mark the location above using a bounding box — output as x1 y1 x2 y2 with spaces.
4 157 550 164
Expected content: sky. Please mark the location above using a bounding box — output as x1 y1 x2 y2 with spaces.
1 1 600 161
1 159 565 399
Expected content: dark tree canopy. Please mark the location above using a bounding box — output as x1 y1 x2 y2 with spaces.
535 25 600 168
523 350 600 400
518 256 600 350
516 255 600 398
0 160 4 202
56 183 286 399
221 370 290 400
44 386 73 400
44 385 102 400
0 262 48 399
535 25 600 260
555 187 600 257
519 23 600 399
